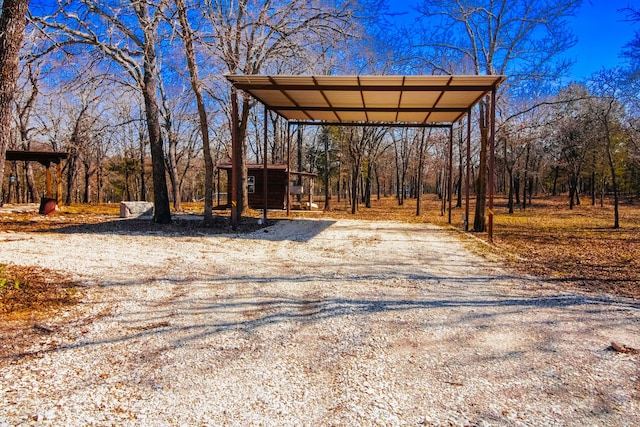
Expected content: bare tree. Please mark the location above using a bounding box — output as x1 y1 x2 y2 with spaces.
415 0 580 232
0 0 31 191
548 84 595 209
416 128 432 216
589 69 629 229
34 0 172 222
158 80 185 211
346 127 366 214
391 128 415 206
13 62 41 201
203 0 356 224
173 0 216 223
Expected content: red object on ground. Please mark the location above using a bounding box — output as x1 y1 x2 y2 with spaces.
39 198 57 215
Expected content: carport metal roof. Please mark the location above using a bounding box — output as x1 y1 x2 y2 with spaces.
225 74 504 125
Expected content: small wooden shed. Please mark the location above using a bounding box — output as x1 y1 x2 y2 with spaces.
217 163 315 210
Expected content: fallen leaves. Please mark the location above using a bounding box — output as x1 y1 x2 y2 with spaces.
491 199 640 299
0 264 82 321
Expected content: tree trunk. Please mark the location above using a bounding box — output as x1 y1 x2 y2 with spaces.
522 142 530 210
0 0 30 183
507 168 514 214
323 127 331 211
375 165 381 200
365 161 372 208
137 4 171 224
441 167 446 216
297 127 303 203
456 131 463 208
138 122 147 201
175 0 214 223
166 132 181 211
569 176 577 209
97 156 104 202
230 91 250 225
65 151 78 205
416 129 426 216
83 161 91 203
24 162 39 202
591 169 596 206
605 132 620 229
351 162 359 214
473 101 488 232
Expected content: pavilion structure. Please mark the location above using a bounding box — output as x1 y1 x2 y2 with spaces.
5 150 69 206
225 75 504 240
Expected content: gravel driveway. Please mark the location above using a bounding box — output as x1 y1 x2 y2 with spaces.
1 218 639 426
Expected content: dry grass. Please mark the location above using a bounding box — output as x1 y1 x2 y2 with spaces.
0 194 638 323
490 197 640 299
0 264 81 321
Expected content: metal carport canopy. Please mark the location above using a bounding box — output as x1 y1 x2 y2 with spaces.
225 74 505 125
225 74 505 240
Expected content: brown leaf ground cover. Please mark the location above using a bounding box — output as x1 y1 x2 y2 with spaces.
489 198 640 300
0 194 638 325
0 264 80 320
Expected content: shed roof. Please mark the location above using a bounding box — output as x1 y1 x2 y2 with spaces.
217 163 317 177
226 75 505 125
6 150 69 166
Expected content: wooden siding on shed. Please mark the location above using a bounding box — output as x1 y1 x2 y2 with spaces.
221 165 287 210
248 167 287 210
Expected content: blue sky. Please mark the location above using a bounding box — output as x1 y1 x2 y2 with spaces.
565 0 637 80
385 0 638 81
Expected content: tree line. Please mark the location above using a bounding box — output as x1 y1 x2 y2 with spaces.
1 0 639 231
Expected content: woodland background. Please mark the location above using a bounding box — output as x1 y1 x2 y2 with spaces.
1 0 640 230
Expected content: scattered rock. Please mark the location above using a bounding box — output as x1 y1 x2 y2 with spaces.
610 341 639 355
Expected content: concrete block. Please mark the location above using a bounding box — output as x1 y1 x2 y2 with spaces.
120 201 154 218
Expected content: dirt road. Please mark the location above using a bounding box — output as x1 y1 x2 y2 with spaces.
1 218 639 425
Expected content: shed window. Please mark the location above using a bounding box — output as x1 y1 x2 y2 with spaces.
247 176 255 193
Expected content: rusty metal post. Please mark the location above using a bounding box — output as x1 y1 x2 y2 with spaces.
231 88 239 230
286 123 291 216
56 162 63 206
448 125 453 224
263 105 268 224
465 110 471 232
488 89 496 242
45 163 52 199
216 168 221 207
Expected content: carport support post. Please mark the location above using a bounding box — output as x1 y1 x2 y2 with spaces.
448 125 453 224
286 123 291 216
45 162 52 198
465 111 471 232
263 105 268 224
488 89 496 242
231 88 239 230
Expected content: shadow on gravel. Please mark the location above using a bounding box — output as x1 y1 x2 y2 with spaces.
35 217 337 243
5 275 638 360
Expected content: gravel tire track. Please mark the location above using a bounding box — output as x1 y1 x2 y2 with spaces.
0 218 639 426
